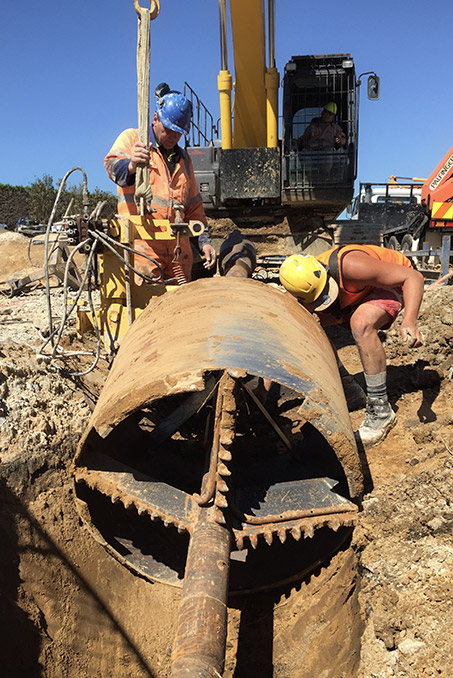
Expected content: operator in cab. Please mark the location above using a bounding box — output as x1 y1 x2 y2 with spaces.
297 102 346 151
279 245 425 448
104 83 216 284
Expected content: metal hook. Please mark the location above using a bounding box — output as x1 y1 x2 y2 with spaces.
134 0 160 20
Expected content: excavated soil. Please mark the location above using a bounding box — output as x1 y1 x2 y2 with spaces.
1 230 452 677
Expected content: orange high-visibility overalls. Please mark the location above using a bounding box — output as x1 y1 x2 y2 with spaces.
105 128 207 283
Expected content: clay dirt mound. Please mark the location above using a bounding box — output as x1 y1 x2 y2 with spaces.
0 230 42 280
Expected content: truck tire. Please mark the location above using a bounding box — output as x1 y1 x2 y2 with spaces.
401 234 421 268
386 235 400 250
401 234 414 251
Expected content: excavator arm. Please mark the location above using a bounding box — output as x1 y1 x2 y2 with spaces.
218 0 279 150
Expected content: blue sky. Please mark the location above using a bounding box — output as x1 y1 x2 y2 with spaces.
1 0 452 196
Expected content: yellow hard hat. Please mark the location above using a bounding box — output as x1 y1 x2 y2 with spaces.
279 254 328 303
324 102 337 115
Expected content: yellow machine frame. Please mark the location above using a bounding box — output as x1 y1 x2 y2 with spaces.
218 0 279 150
77 216 204 350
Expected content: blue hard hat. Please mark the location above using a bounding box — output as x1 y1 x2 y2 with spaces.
155 90 192 135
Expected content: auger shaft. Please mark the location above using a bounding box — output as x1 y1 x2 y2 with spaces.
171 508 231 677
172 371 235 676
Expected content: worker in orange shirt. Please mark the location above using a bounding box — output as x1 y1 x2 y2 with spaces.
104 83 216 284
279 245 425 448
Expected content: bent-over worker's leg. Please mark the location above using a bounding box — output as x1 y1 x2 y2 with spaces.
349 302 396 447
328 339 366 411
349 302 389 376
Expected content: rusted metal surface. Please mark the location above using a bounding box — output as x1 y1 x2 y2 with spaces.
193 373 231 507
171 373 235 675
171 508 231 677
74 456 355 523
73 276 364 572
230 477 357 525
73 456 357 545
73 276 366 673
76 277 362 497
73 278 365 585
73 451 195 531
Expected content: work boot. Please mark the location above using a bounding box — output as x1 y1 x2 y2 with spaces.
357 397 397 448
341 375 366 412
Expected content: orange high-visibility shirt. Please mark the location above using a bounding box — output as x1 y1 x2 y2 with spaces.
317 244 413 310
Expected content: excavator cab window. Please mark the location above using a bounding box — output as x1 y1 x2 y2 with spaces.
282 54 358 212
292 106 325 141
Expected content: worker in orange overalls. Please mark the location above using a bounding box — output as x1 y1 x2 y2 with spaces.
104 84 216 284
279 245 425 448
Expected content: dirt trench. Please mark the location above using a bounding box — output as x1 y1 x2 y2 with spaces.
1 231 453 676
0 336 363 678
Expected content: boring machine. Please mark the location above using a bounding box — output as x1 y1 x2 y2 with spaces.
73 276 365 676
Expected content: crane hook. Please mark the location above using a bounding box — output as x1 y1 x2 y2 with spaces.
134 0 160 20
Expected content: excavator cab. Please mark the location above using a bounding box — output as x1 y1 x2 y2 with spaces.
282 54 358 215
187 53 359 221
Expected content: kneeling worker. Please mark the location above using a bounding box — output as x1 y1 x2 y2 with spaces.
279 244 425 447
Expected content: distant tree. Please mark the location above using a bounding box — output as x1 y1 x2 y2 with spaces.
61 181 117 219
89 187 118 219
28 174 57 223
0 176 117 229
24 175 117 223
0 183 31 228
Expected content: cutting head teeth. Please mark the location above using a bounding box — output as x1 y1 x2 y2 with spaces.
217 479 229 493
277 528 287 544
249 533 259 550
291 526 301 541
215 494 229 509
304 525 314 539
263 529 273 546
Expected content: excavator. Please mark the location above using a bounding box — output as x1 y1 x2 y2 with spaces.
25 0 380 674
185 0 380 265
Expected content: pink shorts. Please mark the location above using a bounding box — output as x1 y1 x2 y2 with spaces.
341 287 404 330
361 287 404 328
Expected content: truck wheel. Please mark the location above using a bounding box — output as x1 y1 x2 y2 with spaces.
401 234 414 251
401 234 421 268
386 236 400 250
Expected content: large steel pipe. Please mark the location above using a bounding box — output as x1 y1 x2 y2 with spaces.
74 276 365 673
77 277 363 498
